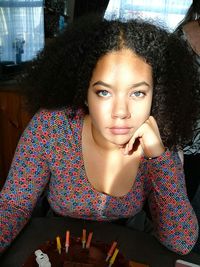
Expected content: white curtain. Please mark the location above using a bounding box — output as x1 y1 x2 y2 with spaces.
0 0 44 64
104 0 192 31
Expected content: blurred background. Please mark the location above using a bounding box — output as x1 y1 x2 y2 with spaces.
0 0 192 72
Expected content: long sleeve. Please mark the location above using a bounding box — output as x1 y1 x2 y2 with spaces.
147 150 198 255
0 111 51 253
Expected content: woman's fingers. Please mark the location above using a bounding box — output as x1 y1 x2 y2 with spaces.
122 116 165 157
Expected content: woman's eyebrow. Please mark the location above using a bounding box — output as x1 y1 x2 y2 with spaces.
92 81 112 88
131 81 151 89
92 80 151 89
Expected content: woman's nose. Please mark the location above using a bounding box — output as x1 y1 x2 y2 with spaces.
111 100 131 119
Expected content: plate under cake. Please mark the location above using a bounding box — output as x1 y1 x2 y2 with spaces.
22 236 129 267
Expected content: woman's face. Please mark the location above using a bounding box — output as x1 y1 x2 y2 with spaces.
87 49 153 149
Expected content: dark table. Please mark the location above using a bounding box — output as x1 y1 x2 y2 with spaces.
1 217 200 267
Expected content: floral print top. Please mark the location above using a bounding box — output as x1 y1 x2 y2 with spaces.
0 108 198 254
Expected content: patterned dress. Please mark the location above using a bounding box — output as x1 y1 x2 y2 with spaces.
0 108 198 254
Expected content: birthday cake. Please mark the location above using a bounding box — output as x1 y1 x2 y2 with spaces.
22 232 129 267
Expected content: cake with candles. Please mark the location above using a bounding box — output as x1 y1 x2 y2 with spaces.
22 229 130 267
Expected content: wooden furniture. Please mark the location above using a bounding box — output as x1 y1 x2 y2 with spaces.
0 81 32 189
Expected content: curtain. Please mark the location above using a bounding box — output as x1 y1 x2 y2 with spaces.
0 0 44 64
104 0 192 31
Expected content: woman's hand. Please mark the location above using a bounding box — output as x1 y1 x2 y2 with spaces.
123 116 165 158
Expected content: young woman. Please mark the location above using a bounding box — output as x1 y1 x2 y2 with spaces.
0 15 199 255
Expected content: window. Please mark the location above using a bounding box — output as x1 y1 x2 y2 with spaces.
0 0 44 64
104 0 192 31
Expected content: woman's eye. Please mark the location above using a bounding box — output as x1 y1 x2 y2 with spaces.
96 90 111 97
131 91 145 98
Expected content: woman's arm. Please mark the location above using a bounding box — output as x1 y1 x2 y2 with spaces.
0 110 51 253
147 149 198 255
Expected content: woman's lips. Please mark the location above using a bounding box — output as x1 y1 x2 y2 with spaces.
109 127 132 135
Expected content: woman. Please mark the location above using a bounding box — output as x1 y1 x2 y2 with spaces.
175 0 200 253
175 0 200 155
0 14 199 255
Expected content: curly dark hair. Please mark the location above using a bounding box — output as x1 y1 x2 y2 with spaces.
20 14 200 149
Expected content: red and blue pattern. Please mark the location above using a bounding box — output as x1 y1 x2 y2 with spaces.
0 108 198 254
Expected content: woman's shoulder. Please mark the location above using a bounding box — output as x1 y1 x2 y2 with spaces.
32 107 85 124
24 107 85 142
